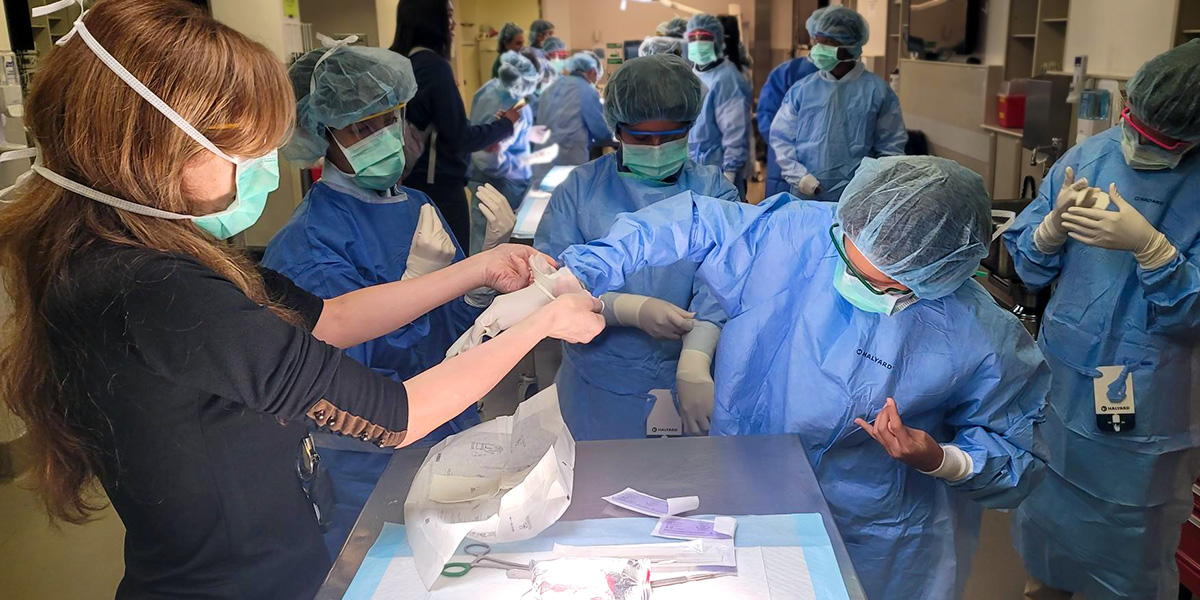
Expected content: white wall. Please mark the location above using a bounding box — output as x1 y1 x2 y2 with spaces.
981 0 1010 66
858 0 888 58
1064 0 1174 77
769 0 792 52
376 0 397 49
210 0 290 61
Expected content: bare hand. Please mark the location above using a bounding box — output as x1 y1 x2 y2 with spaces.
543 293 605 344
499 106 521 124
855 398 943 472
474 245 557 294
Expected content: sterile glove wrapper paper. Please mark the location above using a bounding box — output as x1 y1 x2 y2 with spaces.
405 385 575 589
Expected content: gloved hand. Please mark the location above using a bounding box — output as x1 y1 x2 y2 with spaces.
519 144 560 167
476 183 517 252
402 204 456 280
1033 166 1094 254
447 284 554 357
1061 182 1178 270
529 125 552 144
676 321 720 435
601 293 694 340
723 171 736 184
792 173 821 196
531 254 588 297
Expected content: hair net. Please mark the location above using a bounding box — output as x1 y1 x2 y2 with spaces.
686 14 726 55
497 22 524 52
1126 39 1200 143
837 156 990 300
603 54 702 130
530 19 554 37
639 36 684 57
657 17 688 38
542 36 567 55
284 45 416 166
567 51 601 76
806 5 869 48
498 50 540 97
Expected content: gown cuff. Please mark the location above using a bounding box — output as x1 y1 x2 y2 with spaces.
919 444 974 482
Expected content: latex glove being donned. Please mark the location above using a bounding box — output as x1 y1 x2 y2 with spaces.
1033 166 1095 254
519 144 560 167
1061 182 1178 270
529 125 552 145
601 293 694 340
447 284 554 357
792 173 821 196
723 171 737 184
402 204 456 280
476 183 517 252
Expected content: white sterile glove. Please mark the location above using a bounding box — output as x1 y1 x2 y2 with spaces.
448 285 554 357
529 125 552 144
1061 182 1178 270
531 254 587 297
520 143 560 167
676 321 720 435
477 183 517 252
723 171 736 183
792 173 821 196
402 204 456 280
600 293 694 340
1034 166 1096 254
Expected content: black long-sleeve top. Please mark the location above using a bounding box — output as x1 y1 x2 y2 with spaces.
406 50 514 183
44 243 410 599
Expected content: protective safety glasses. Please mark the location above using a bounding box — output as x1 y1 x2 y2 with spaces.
686 31 716 42
1121 107 1192 153
618 125 691 145
828 224 909 295
338 104 406 143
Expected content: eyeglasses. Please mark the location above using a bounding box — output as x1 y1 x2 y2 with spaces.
618 125 690 145
686 31 716 42
337 103 407 142
1121 107 1192 153
828 224 908 295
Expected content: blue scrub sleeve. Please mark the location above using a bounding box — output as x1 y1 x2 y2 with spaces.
756 63 790 139
941 310 1049 508
769 94 811 186
561 191 781 316
580 87 613 145
1002 164 1068 290
872 90 908 157
1140 235 1200 335
533 169 585 256
714 92 750 174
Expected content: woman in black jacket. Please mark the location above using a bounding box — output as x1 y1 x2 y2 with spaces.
392 0 520 248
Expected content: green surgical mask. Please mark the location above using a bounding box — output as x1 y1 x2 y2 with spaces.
832 258 914 316
550 58 566 73
333 122 407 191
811 43 850 72
621 137 689 180
688 41 717 66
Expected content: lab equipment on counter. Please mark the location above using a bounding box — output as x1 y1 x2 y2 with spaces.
404 386 575 589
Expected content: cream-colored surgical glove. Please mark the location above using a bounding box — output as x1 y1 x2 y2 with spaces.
402 204 456 280
600 293 694 340
1061 182 1178 270
677 321 720 435
1033 166 1098 254
476 183 517 252
792 173 821 196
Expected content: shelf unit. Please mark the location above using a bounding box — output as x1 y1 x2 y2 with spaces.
1004 0 1070 81
1176 0 1200 47
885 0 909 77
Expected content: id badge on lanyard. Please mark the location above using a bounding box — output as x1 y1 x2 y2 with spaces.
1094 365 1136 433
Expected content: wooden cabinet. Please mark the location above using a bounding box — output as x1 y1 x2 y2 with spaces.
1177 480 1200 595
1004 0 1070 81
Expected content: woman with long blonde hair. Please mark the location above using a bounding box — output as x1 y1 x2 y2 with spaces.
0 0 602 596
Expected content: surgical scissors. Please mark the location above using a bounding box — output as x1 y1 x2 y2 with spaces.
441 543 533 578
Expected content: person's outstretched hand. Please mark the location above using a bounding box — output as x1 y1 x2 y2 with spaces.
856 398 943 472
541 293 605 344
474 244 556 294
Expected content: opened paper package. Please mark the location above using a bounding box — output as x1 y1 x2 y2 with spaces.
404 385 575 589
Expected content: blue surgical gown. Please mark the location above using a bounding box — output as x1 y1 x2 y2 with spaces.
535 74 611 167
1003 126 1200 600
467 79 534 253
534 153 738 440
560 192 1049 600
757 57 819 197
263 166 483 444
689 60 752 194
770 62 907 202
